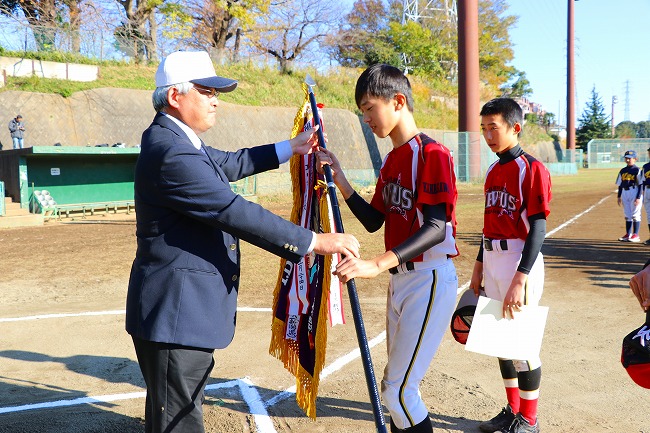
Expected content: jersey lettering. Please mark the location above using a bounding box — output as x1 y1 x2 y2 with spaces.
382 179 414 212
423 182 449 195
485 187 518 212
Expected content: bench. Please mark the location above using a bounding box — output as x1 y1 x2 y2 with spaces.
50 200 135 221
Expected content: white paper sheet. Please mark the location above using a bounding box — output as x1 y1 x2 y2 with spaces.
465 296 549 360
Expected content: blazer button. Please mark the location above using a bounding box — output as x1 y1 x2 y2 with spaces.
230 243 236 250
232 274 238 282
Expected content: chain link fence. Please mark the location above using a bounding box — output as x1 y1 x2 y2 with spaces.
586 139 650 169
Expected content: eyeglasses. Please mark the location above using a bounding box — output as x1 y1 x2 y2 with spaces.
192 86 220 99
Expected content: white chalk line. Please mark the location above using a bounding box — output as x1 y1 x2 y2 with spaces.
456 194 611 295
0 307 272 323
0 196 608 429
0 331 387 433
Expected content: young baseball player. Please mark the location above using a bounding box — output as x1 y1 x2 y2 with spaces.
640 148 650 244
316 63 459 433
469 98 551 433
616 150 643 242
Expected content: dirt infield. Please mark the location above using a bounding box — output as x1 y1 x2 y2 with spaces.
0 168 648 433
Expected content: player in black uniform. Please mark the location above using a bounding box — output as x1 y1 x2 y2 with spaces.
616 150 643 242
641 148 650 244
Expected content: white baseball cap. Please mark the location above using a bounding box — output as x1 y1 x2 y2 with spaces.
155 51 238 92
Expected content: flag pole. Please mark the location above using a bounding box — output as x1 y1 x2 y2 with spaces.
304 74 387 433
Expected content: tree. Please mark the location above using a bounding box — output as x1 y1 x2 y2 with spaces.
500 69 532 98
1 0 60 51
576 86 612 149
615 121 638 139
478 0 517 90
636 121 650 138
61 0 83 53
385 20 445 77
249 0 338 74
160 0 270 64
326 0 393 68
114 0 165 63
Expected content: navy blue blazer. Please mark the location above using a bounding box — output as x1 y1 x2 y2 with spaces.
126 113 312 349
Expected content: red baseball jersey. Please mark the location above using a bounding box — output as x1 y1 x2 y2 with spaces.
370 133 458 261
483 151 552 240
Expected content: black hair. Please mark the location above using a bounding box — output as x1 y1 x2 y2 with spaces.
355 64 414 112
480 98 524 135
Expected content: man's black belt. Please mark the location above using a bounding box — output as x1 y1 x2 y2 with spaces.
483 238 508 251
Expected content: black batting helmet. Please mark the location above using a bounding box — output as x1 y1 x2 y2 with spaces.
450 288 484 345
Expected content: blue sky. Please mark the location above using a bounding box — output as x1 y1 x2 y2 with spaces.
507 0 650 124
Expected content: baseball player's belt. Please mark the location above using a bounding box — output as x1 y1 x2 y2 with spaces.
623 186 638 190
388 261 415 274
483 238 508 251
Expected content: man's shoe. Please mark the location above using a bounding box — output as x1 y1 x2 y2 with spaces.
629 234 641 243
619 233 630 241
499 413 540 433
644 239 650 245
478 405 515 432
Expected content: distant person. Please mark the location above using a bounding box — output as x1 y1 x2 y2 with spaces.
640 148 650 244
551 134 563 162
8 114 25 149
125 50 360 432
616 150 643 242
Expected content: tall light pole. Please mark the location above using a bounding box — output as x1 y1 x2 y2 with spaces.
458 0 480 181
611 95 618 136
567 0 576 150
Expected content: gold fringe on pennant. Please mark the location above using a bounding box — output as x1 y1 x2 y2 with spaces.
269 86 335 419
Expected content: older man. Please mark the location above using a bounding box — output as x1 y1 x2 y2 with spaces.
125 50 359 432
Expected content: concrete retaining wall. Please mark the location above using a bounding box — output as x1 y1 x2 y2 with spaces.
0 56 98 84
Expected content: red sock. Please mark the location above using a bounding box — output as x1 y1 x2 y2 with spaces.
505 386 520 413
519 396 538 424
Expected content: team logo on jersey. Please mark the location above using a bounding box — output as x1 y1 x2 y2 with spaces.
622 172 638 182
485 185 518 219
382 173 413 220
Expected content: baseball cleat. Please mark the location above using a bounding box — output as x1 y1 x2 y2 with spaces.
629 234 641 243
618 233 630 242
498 413 540 433
644 239 650 245
479 405 516 432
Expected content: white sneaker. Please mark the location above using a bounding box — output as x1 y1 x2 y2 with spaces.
629 234 641 243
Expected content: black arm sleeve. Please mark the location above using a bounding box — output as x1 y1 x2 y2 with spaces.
476 239 484 263
517 213 546 274
345 191 384 233
391 203 447 264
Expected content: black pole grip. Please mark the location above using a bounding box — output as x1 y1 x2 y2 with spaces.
306 87 387 433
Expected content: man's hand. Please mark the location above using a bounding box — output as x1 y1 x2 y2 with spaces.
333 251 398 283
313 232 360 259
289 125 321 155
630 266 650 311
470 261 484 296
314 147 355 199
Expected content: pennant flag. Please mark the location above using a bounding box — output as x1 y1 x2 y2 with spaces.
269 84 345 419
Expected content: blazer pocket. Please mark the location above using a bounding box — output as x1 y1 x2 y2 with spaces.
172 268 238 349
